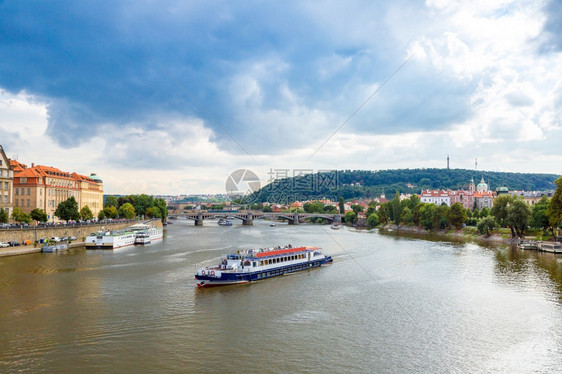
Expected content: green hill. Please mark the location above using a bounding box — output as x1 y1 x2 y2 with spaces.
250 168 560 204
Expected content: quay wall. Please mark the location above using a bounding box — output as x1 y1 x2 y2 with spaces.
0 220 162 245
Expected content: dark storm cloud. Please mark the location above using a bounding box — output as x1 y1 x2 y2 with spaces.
0 0 476 155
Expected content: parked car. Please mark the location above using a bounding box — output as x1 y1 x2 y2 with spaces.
0 242 9 247
8 241 20 246
61 237 68 242
51 237 61 242
69 236 77 241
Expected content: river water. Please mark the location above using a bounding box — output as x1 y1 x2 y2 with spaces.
1 219 562 373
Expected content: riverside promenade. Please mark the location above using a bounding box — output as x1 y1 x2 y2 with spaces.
0 219 155 257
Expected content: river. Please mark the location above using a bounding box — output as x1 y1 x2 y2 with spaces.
1 219 562 373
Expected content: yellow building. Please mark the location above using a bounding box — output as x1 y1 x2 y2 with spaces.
13 164 103 222
0 145 14 217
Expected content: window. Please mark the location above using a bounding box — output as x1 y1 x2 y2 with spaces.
27 187 30 195
3 182 7 190
20 177 27 184
3 195 7 203
15 199 18 207
27 199 30 207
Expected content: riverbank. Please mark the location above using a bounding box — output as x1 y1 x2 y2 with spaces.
0 220 162 257
378 224 520 247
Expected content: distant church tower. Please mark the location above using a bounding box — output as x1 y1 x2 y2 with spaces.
469 176 475 194
447 154 450 170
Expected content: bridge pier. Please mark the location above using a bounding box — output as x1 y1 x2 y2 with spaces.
288 213 300 225
333 214 342 224
242 212 253 225
195 212 204 226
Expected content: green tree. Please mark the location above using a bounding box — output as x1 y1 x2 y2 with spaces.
0 208 9 223
392 190 402 225
145 206 161 218
492 194 516 237
12 208 31 224
104 195 118 208
400 207 413 225
412 203 423 226
480 207 490 217
531 196 550 230
472 208 480 219
103 206 118 219
98 209 106 220
54 196 80 222
477 216 496 237
118 203 136 219
154 198 168 222
338 197 345 214
546 177 562 237
344 211 357 224
437 204 450 229
263 205 273 213
378 204 389 225
80 205 94 221
117 195 135 208
508 196 532 238
133 194 153 217
448 202 467 229
304 201 325 213
30 208 48 223
323 205 338 214
406 194 421 211
351 204 364 214
420 203 438 230
367 213 379 227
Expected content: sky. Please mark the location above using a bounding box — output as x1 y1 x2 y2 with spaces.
1 0 561 195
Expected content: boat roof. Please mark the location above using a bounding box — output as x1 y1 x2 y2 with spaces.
251 246 321 258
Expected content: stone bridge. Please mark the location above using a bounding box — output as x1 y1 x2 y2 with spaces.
169 211 343 226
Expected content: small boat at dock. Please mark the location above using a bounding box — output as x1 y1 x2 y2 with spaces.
539 242 562 253
42 243 69 253
517 240 540 250
134 232 151 245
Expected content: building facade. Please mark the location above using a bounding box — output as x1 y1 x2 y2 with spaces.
420 176 495 210
13 164 103 222
0 145 14 216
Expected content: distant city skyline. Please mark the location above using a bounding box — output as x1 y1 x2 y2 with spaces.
1 0 561 194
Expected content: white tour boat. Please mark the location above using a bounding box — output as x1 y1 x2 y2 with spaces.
195 245 333 288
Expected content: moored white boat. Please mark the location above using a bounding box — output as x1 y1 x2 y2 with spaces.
42 243 69 253
134 232 151 245
85 230 136 249
195 245 332 288
540 242 562 253
130 224 163 242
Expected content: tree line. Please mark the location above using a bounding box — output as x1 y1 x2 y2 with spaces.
249 169 560 203
102 194 168 222
365 177 562 239
0 194 169 224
